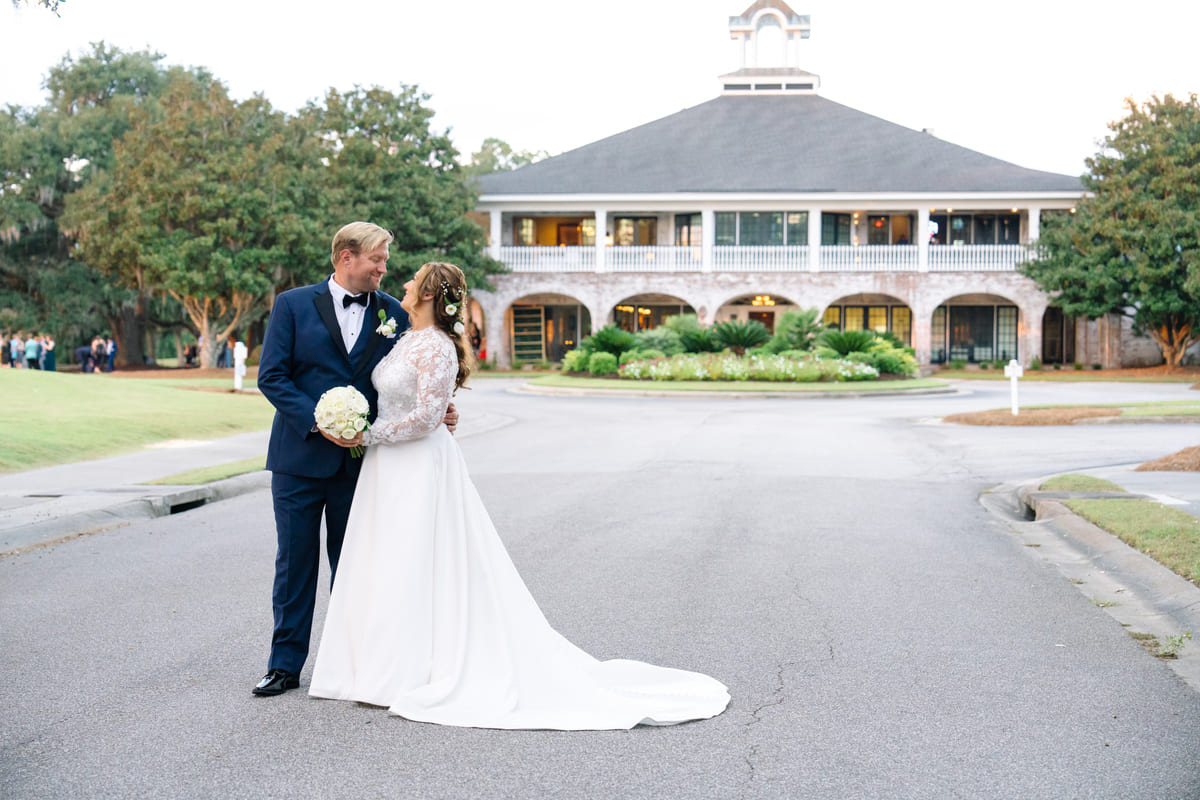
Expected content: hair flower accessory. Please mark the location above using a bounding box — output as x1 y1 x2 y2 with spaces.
453 321 465 335
445 303 457 316
375 309 397 338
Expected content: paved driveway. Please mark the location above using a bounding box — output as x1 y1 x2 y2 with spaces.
3 378 1198 799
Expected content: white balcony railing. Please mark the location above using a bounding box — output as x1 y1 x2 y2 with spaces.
608 245 702 273
819 244 916 272
500 246 596 273
928 244 1030 272
498 244 1034 273
713 246 807 272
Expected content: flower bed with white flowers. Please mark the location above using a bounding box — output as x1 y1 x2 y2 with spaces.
617 353 879 382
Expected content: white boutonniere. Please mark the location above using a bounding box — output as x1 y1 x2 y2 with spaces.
453 321 465 335
376 309 397 338
445 303 457 316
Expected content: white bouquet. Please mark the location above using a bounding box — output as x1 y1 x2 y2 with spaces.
314 385 370 457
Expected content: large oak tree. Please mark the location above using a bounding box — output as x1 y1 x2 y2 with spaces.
1023 93 1200 366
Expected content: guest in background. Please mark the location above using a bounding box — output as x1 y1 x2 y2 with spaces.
42 334 56 371
24 334 39 370
91 337 106 373
74 342 93 372
106 336 117 372
10 332 23 368
0 334 7 368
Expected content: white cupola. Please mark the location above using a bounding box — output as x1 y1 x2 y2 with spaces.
720 1 820 96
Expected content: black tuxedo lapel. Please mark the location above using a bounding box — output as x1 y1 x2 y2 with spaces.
355 293 386 375
313 290 351 364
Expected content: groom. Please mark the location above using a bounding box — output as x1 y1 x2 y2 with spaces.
253 221 456 696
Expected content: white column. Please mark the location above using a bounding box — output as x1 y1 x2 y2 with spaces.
807 209 821 272
701 208 714 273
488 209 501 260
1027 207 1041 243
594 209 607 274
917 208 930 272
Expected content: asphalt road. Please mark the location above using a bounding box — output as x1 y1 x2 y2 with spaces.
3 378 1199 799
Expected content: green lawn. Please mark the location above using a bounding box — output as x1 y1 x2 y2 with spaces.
1065 498 1200 584
141 455 267 485
1040 474 1127 492
0 369 274 473
527 374 949 393
936 369 1199 383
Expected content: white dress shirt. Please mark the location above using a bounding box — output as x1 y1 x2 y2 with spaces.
326 276 371 354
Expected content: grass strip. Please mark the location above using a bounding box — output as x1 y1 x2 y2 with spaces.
0 369 274 474
141 455 267 485
1064 498 1200 584
935 370 1199 383
527 375 948 393
1040 474 1127 493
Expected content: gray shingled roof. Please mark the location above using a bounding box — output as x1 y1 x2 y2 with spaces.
475 94 1084 195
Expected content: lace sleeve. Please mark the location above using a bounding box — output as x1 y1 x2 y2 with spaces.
362 332 456 445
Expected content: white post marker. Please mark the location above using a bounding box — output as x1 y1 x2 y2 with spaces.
1004 358 1024 416
233 341 248 391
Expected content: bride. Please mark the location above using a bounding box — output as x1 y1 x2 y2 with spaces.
308 261 729 729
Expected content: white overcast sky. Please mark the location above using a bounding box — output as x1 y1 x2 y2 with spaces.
2 0 1198 177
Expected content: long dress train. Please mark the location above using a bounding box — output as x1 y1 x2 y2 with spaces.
308 326 729 729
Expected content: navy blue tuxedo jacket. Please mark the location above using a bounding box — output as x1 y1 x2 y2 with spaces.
259 280 408 479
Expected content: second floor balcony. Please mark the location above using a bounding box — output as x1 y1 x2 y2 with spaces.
496 243 1034 274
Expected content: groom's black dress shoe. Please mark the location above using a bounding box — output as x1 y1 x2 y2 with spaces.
252 669 299 696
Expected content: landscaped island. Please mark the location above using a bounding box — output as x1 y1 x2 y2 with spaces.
557 310 918 383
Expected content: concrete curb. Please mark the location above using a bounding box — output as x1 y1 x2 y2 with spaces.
0 471 271 557
1017 485 1200 637
515 382 959 400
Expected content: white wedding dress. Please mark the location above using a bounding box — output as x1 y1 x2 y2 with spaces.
308 326 729 729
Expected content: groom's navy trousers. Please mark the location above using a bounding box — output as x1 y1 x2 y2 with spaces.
258 279 406 676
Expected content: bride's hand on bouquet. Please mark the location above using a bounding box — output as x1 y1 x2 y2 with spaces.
443 402 459 435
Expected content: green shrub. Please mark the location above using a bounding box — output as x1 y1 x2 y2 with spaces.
762 308 824 354
1030 357 1042 370
1093 363 1103 370
712 319 771 355
618 348 667 366
1054 363 1062 370
948 358 967 370
679 327 718 353
587 351 619 376
818 329 876 356
979 361 990 370
582 325 636 357
561 349 590 373
872 351 912 375
1074 362 1084 370
660 313 702 333
633 327 684 356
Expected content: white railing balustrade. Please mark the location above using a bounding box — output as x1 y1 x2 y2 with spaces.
819 244 916 272
497 244 1035 273
607 246 702 273
713 246 807 272
499 246 595 273
928 244 1031 272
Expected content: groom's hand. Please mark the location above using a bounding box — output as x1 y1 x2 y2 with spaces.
319 428 363 448
443 402 459 435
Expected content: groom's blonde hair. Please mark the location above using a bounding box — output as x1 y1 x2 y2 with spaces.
330 222 394 266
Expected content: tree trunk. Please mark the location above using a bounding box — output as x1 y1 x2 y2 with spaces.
1151 322 1196 367
111 292 151 367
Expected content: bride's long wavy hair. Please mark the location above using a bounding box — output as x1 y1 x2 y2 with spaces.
413 261 475 392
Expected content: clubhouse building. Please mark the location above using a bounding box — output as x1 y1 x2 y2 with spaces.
469 2 1158 369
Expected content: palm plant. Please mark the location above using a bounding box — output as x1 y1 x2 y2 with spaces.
711 319 771 355
583 325 637 357
762 308 824 353
817 329 877 356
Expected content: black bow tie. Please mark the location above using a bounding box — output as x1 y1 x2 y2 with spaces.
342 293 369 308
